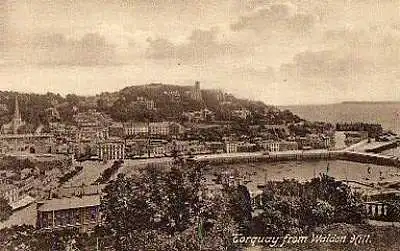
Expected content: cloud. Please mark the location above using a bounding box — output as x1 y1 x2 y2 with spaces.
0 0 10 50
279 27 400 93
9 33 118 66
323 28 400 68
280 50 371 80
145 28 239 62
230 3 315 34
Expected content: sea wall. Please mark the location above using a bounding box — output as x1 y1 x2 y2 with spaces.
193 150 400 167
194 151 342 165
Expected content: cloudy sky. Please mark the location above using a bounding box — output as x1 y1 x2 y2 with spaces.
1 0 399 105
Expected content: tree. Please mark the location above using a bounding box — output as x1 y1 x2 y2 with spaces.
0 196 12 222
100 161 240 250
215 170 253 234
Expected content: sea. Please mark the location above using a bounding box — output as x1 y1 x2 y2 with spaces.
208 160 400 194
281 102 400 134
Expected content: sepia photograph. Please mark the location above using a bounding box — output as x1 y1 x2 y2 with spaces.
1 0 400 250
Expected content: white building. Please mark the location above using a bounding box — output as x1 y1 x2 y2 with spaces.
225 142 239 153
97 138 125 160
261 140 280 152
124 122 148 136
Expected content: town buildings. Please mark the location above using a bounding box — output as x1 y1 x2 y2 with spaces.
149 122 171 137
124 122 148 137
261 140 280 152
0 134 55 153
0 84 343 163
74 109 112 142
232 109 251 120
0 97 55 153
135 96 156 110
257 140 299 152
0 183 20 204
124 122 184 138
183 109 215 123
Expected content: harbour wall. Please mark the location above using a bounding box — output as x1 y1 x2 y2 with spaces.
193 150 400 167
338 151 400 167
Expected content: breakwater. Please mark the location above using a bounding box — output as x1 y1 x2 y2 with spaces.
339 151 400 167
193 150 400 167
365 140 399 154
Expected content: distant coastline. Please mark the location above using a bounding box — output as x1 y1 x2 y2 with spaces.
280 102 400 133
279 101 400 107
341 101 400 105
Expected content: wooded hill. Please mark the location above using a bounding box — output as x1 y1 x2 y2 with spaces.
0 83 302 130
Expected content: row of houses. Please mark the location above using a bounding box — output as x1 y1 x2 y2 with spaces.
93 139 303 161
124 121 184 137
182 108 253 123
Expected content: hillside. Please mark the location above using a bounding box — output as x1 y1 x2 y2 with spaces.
0 83 302 130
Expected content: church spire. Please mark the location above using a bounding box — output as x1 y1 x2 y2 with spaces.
12 95 23 134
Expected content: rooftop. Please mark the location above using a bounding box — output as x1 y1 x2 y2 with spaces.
37 194 100 212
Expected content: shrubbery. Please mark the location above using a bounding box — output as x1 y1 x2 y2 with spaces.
250 175 367 237
58 166 83 185
93 160 123 184
0 196 12 222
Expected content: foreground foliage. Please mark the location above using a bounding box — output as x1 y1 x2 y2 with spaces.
251 174 367 237
100 162 240 250
0 170 371 250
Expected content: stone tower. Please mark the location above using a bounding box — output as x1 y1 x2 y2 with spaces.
191 81 202 101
